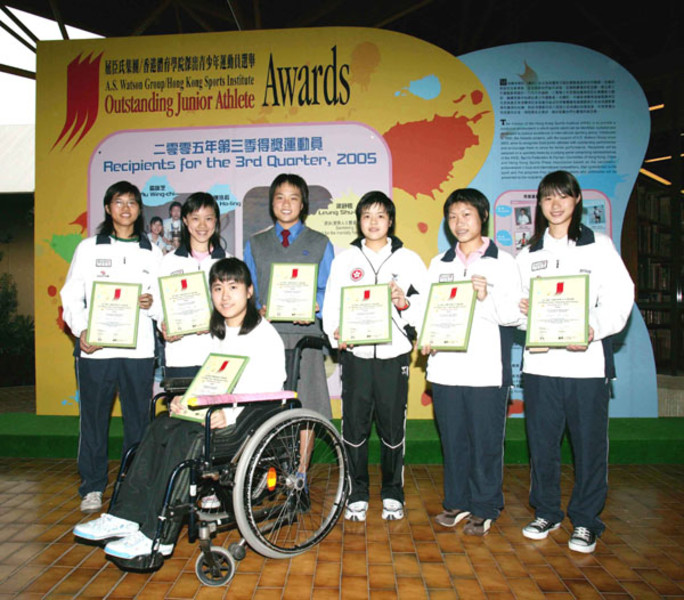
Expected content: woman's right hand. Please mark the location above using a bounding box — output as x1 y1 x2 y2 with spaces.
79 330 102 354
169 396 182 414
161 321 182 343
519 298 529 315
334 328 351 351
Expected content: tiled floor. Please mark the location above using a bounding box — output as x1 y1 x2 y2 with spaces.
0 459 682 599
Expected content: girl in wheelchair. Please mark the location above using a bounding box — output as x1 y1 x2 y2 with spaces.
73 257 286 561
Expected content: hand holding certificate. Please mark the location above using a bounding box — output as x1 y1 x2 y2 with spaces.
526 275 589 348
171 354 249 423
159 271 212 337
419 281 477 351
86 282 142 348
339 284 392 345
266 263 318 322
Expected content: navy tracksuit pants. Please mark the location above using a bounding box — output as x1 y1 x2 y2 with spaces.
523 374 610 535
432 384 508 520
76 357 155 497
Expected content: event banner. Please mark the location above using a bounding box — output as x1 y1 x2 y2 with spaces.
35 28 654 417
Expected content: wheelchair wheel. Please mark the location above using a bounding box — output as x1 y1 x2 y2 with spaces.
234 408 348 559
195 546 236 586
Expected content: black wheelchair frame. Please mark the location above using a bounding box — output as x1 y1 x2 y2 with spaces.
107 336 348 586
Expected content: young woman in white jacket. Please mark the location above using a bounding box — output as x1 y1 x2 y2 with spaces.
421 188 522 536
61 181 163 513
516 171 634 553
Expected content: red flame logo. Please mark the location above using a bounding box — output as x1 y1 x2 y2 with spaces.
52 52 103 150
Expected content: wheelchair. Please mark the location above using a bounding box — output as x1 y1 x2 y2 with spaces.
108 336 348 586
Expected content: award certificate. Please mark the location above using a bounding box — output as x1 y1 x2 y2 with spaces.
339 284 392 345
419 281 477 351
86 281 141 348
266 263 318 322
171 354 249 423
159 271 212 336
526 275 589 347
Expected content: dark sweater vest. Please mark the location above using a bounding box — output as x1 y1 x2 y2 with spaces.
250 225 328 336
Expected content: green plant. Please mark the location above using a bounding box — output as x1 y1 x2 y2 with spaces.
0 254 35 386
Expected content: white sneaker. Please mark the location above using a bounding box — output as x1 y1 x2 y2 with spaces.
199 494 221 509
381 498 404 521
80 491 103 513
104 530 174 559
344 500 368 522
74 513 139 542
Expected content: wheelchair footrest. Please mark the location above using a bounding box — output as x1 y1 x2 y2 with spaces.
108 552 165 573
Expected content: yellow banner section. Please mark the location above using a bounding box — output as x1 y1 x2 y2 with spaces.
35 27 493 416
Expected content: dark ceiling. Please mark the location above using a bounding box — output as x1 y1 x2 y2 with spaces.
4 0 683 183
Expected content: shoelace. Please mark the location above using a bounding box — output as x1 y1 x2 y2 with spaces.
531 517 550 528
573 527 592 541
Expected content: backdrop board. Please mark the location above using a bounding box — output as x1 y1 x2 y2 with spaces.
35 29 653 417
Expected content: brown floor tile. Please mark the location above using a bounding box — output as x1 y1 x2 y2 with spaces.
342 551 368 577
369 564 395 589
396 576 428 600
340 575 368 598
392 553 421 578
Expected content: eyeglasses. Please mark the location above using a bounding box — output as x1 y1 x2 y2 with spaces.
112 199 139 208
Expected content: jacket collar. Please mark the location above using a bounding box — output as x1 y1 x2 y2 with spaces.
173 245 227 259
529 224 595 253
441 239 499 262
351 235 404 253
96 233 152 250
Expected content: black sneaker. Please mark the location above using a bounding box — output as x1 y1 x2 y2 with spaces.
568 527 596 553
522 517 561 540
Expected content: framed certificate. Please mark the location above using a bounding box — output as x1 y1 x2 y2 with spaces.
526 275 589 348
171 353 249 423
339 284 392 345
419 281 477 351
266 263 318 322
86 281 141 348
159 271 212 336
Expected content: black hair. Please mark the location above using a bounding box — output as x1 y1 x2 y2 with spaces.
530 170 583 245
98 181 145 238
268 173 309 222
355 190 396 237
442 188 490 237
169 201 182 215
209 258 260 338
179 192 222 252
150 216 163 226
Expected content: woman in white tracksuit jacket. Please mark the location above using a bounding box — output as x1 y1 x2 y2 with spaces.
421 188 522 537
516 171 634 554
155 192 228 379
323 191 427 522
61 181 162 512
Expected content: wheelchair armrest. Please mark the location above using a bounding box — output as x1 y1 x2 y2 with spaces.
192 391 297 407
161 376 195 394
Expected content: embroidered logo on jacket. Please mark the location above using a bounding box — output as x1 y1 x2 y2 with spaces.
350 268 364 282
439 273 454 282
531 260 547 271
96 259 112 267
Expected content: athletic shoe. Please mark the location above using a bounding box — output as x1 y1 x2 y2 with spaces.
568 527 596 553
80 491 103 513
74 513 139 542
104 531 174 559
434 508 471 527
381 498 404 521
522 517 561 540
344 500 368 522
463 516 492 536
199 494 221 509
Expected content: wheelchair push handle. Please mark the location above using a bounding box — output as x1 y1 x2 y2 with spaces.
287 335 330 391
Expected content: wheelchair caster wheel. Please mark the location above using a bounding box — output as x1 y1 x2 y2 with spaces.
228 542 246 561
195 546 236 586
